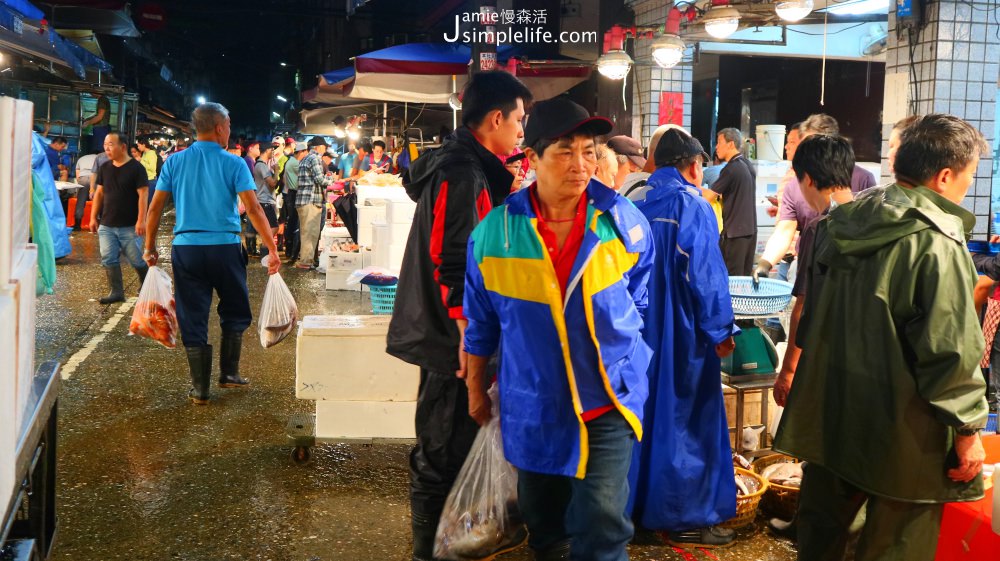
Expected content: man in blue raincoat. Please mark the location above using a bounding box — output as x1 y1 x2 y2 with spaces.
627 128 738 548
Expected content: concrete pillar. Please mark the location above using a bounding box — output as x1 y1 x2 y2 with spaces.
882 1 999 235
630 0 693 144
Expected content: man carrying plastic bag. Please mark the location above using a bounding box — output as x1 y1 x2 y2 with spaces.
434 384 525 560
462 98 654 561
144 102 280 405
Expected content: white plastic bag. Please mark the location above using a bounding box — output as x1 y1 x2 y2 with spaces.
128 266 179 349
434 384 525 560
258 273 298 348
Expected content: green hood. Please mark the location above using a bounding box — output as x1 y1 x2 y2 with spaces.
821 184 975 268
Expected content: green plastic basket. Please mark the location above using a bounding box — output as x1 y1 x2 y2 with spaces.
370 284 397 315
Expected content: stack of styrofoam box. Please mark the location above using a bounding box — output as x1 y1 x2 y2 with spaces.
384 199 416 272
355 183 408 248
754 160 789 254
295 315 419 440
0 96 35 513
325 250 373 291
357 203 387 249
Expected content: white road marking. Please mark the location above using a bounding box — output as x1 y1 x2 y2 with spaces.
62 298 136 380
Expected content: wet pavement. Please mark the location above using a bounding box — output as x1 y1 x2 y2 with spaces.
40 218 798 561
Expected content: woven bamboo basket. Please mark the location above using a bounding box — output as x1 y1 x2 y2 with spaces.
751 453 802 520
719 467 769 529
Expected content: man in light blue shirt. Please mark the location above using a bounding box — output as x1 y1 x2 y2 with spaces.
143 102 279 405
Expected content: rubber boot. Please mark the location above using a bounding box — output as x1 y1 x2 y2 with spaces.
99 265 125 304
411 512 440 561
219 331 249 388
136 265 148 289
185 345 212 405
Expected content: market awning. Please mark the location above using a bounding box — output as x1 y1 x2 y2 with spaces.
320 66 355 88
138 105 190 131
338 43 591 104
0 3 86 77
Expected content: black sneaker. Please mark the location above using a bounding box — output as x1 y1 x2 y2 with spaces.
666 526 736 548
768 517 797 540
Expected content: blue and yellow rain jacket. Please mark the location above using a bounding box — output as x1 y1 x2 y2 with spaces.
463 180 655 478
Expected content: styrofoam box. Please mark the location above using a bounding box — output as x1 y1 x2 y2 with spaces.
0 97 33 286
386 199 417 224
325 250 372 291
372 223 390 270
10 246 37 440
355 184 408 208
295 315 419 402
754 160 789 230
0 291 17 513
386 221 412 246
327 250 363 271
357 205 387 248
321 226 352 249
388 243 407 272
315 400 417 440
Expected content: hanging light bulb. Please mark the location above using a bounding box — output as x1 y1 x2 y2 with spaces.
651 35 685 68
702 5 741 39
448 92 462 111
596 50 633 80
775 0 813 22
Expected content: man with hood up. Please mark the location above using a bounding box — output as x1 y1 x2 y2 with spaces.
385 70 532 561
773 113 991 561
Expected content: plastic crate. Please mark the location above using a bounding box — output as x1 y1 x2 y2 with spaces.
370 284 397 315
729 276 793 316
987 413 998 434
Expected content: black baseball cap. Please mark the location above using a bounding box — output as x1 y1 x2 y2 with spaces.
523 97 613 149
307 136 328 148
653 128 711 168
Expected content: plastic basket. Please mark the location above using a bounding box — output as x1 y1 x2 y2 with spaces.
370 284 397 315
718 467 769 529
987 413 998 433
729 277 794 316
751 453 802 520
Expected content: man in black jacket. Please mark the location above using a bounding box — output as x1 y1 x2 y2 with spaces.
386 71 532 561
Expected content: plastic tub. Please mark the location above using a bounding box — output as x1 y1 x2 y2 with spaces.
755 125 786 161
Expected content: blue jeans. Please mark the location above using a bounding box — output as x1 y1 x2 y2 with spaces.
517 411 635 561
98 225 145 268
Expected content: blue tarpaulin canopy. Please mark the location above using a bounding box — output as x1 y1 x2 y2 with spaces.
0 1 113 78
0 0 42 19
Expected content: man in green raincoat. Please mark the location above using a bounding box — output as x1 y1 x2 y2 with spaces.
773 113 991 561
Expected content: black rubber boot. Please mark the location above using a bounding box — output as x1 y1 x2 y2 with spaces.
136 265 148 289
219 331 249 388
185 345 212 404
99 265 125 304
411 512 439 561
667 526 736 548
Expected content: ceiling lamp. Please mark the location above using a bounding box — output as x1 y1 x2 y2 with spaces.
597 26 632 80
775 0 813 22
703 1 741 39
448 92 462 111
652 35 685 68
652 7 687 69
597 50 633 80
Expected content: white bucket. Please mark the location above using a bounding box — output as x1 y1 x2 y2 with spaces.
756 124 786 161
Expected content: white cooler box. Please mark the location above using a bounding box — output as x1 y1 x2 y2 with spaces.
386 199 417 224
9 246 37 440
355 184 408 208
324 250 370 291
357 205 387 248
296 315 419 440
0 291 16 512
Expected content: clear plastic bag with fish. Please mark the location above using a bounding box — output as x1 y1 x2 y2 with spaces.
434 384 525 560
128 266 179 349
257 272 298 348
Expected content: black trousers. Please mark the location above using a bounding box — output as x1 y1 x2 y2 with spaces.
172 243 252 347
282 191 300 259
410 368 480 558
720 234 757 276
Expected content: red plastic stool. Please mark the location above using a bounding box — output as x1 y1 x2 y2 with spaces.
79 200 93 230
66 197 77 227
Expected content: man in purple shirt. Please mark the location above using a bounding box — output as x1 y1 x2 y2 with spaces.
753 114 877 283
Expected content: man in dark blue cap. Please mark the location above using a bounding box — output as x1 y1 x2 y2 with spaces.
463 96 654 561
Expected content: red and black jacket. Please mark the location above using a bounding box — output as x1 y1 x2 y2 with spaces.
386 127 514 374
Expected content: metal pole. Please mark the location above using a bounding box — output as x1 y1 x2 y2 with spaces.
383 101 388 141
452 75 457 131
